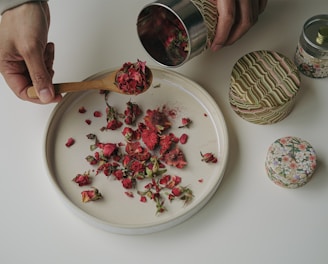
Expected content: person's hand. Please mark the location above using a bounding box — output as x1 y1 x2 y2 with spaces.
211 0 268 51
0 2 61 103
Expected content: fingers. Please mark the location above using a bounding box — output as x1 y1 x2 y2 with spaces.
22 42 55 103
259 0 268 13
0 42 59 104
224 0 257 46
211 0 236 51
211 0 268 51
44 42 62 102
45 42 55 79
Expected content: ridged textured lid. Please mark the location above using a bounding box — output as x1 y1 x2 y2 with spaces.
229 50 301 124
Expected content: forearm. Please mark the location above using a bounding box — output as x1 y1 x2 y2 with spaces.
0 0 48 14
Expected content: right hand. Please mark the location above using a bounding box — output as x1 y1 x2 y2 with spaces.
211 0 268 51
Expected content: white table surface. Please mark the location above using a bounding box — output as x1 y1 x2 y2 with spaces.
1 0 327 263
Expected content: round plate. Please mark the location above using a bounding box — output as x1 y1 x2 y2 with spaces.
45 66 229 235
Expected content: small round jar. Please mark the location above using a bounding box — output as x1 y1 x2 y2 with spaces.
137 0 218 67
229 50 301 125
265 136 317 189
294 14 328 78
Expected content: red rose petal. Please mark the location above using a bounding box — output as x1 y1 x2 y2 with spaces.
65 137 75 147
179 133 188 144
94 111 102 117
78 106 87 113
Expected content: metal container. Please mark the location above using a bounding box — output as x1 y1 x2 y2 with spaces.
294 14 328 78
137 0 217 67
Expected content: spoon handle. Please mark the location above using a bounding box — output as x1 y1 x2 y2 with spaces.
27 79 106 99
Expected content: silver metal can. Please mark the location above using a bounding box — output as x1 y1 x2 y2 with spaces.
137 0 218 67
294 14 328 78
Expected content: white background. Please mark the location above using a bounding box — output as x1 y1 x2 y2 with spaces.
0 0 327 263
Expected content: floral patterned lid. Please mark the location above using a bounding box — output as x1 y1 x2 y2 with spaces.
265 136 317 188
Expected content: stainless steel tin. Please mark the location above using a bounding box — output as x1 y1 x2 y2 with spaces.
294 14 328 78
137 0 217 67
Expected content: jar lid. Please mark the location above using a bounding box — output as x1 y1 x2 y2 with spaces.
265 136 317 188
229 50 301 125
303 14 328 52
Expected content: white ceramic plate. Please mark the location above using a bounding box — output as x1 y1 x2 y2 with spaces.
45 66 229 235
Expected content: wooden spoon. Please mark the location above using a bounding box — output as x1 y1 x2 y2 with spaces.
27 66 153 99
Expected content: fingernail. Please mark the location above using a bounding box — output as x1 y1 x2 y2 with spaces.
39 88 53 103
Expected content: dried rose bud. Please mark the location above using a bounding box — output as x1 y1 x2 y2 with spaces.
122 127 134 141
85 155 98 165
86 133 97 140
151 193 166 214
165 175 182 189
178 117 192 128
72 172 91 186
172 186 183 196
179 187 194 205
81 188 103 203
124 101 142 125
170 186 193 205
124 191 134 198
168 193 175 201
125 141 151 161
141 128 159 151
150 156 159 174
140 196 147 203
113 169 124 180
122 155 132 167
101 143 117 157
159 133 179 155
122 127 140 142
144 108 171 133
121 178 136 189
106 119 123 130
159 175 170 186
78 106 87 113
86 133 99 151
162 148 187 169
200 152 218 163
130 160 145 176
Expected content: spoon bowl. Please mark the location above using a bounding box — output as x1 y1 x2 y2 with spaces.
27 66 153 99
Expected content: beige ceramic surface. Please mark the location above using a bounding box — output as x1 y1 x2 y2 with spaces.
44 67 229 234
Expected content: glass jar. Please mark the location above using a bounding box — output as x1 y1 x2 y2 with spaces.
294 14 328 78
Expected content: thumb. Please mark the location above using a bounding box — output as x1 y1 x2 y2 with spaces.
24 44 54 103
